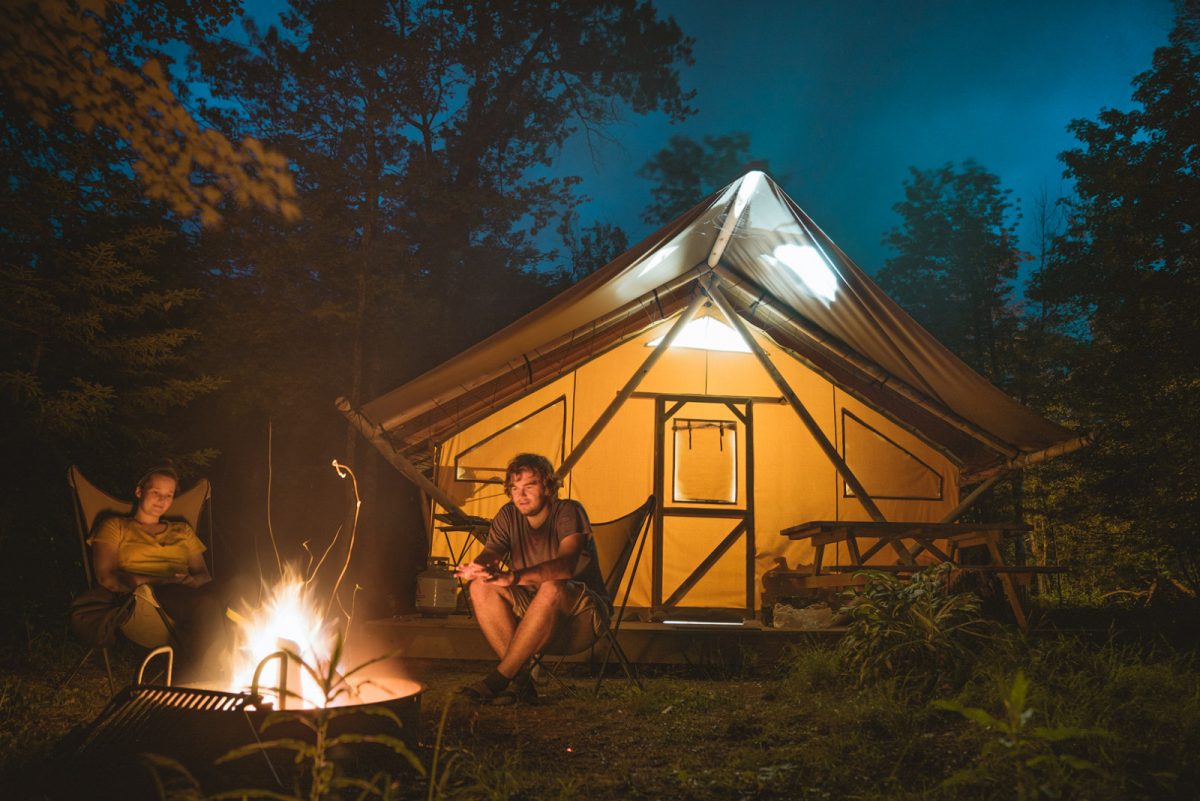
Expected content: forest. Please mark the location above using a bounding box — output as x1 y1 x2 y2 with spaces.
1 1 1199 799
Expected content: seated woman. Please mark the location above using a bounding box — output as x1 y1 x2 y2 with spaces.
89 465 230 682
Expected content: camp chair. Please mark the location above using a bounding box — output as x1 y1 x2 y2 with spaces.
62 465 212 694
536 495 655 695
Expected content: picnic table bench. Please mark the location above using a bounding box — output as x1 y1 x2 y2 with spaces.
778 520 1063 629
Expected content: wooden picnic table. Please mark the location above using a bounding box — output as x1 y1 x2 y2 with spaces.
779 520 1058 630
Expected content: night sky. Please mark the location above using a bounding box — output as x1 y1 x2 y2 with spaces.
556 0 1174 277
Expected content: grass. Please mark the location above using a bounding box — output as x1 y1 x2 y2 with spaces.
2 606 1199 800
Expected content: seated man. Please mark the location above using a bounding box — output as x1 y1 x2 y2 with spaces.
455 453 609 705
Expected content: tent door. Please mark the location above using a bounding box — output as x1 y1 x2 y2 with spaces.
651 395 755 620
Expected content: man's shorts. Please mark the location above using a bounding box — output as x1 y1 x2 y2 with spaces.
508 580 611 643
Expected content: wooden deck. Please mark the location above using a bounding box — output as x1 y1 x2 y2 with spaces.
354 613 841 667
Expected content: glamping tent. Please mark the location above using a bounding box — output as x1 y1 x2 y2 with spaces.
341 172 1085 620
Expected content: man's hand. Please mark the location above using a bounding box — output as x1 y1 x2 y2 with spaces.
455 562 498 582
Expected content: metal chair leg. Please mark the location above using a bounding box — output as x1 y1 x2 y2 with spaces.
593 630 642 695
100 646 115 695
531 653 579 697
60 645 116 696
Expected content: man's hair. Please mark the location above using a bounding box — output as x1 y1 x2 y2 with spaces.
504 453 560 497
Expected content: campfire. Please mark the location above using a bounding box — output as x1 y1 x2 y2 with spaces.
227 568 334 709
62 460 424 788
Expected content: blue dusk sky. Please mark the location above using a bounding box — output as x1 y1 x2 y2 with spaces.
240 0 1175 277
555 0 1175 275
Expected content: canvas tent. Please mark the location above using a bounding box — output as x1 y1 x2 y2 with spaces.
341 171 1085 619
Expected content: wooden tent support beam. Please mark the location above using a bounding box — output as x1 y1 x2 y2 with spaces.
943 434 1094 522
1006 433 1094 469
335 397 472 523
939 471 1006 524
704 277 894 529
556 285 709 482
712 266 1022 460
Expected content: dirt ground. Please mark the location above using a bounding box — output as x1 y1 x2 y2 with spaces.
6 649 863 801
407 658 810 801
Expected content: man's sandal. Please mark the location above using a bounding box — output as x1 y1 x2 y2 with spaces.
491 679 537 706
458 679 502 705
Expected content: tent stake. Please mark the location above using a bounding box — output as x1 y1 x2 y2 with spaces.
335 397 473 523
556 285 709 482
704 278 895 529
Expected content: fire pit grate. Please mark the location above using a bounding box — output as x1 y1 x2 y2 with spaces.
66 683 267 759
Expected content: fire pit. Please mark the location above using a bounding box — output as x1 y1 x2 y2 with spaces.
57 668 424 800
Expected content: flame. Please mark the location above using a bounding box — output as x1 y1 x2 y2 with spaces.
228 567 333 709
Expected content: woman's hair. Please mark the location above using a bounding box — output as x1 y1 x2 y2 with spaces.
503 453 559 497
136 463 179 493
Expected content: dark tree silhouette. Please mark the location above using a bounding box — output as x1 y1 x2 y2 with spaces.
879 160 1023 383
638 132 767 225
1032 0 1200 591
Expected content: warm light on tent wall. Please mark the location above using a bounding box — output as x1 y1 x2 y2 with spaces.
647 315 751 353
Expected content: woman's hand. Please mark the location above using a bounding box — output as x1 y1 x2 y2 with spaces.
173 572 210 588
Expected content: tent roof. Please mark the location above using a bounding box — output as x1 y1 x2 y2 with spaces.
358 172 1077 479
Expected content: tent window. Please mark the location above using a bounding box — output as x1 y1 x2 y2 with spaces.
647 315 750 353
455 397 566 484
840 410 944 501
672 419 738 504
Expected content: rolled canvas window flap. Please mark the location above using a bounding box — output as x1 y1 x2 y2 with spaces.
454 397 566 483
673 419 737 504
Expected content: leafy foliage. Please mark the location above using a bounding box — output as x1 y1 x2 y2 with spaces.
838 564 998 690
1030 0 1200 593
0 0 298 226
879 160 1023 382
638 131 769 225
934 671 1111 801
558 213 630 280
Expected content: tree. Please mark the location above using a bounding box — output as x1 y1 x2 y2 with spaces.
559 213 629 281
1031 1 1200 591
0 0 298 225
878 160 1023 382
0 81 222 619
638 131 768 225
183 0 695 607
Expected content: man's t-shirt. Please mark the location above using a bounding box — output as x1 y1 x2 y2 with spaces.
88 517 205 578
484 498 608 602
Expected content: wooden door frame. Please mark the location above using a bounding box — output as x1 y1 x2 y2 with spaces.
650 393 759 619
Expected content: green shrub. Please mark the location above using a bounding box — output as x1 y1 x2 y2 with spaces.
934 671 1111 801
780 643 842 696
838 564 999 690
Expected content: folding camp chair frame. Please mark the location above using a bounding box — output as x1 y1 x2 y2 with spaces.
534 495 655 696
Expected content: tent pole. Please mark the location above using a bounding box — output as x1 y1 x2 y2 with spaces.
706 172 762 268
336 397 473 522
943 434 1093 521
939 471 1006 523
704 277 893 527
1006 434 1093 469
712 267 1022 460
557 285 709 482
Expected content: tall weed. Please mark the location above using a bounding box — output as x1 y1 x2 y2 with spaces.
934 671 1111 801
839 564 1001 691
